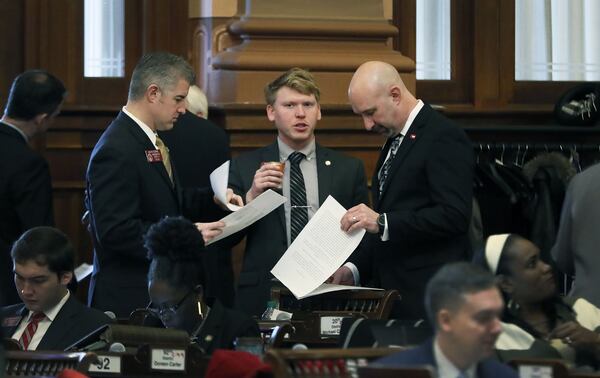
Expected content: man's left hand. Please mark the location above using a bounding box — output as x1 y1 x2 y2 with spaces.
341 203 379 234
214 188 244 210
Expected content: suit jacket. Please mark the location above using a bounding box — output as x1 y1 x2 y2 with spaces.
374 339 518 378
227 142 369 316
194 300 260 355
159 111 235 307
552 163 600 307
86 111 220 317
351 104 473 320
0 123 54 306
1 295 112 351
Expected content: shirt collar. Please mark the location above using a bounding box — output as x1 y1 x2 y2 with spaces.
277 137 316 162
122 106 157 146
25 290 70 322
434 337 477 378
396 99 424 138
1 120 28 142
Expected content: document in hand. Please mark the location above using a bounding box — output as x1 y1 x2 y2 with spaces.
205 189 287 245
271 195 380 299
209 160 241 212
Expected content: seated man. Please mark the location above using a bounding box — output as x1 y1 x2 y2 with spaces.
1 227 111 350
374 262 518 378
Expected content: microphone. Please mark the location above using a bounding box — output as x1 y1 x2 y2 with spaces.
109 342 126 353
291 343 308 350
104 311 117 320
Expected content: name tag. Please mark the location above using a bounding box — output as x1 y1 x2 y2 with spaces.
150 349 186 371
145 149 163 162
2 316 21 327
89 355 121 374
518 365 553 378
320 316 346 336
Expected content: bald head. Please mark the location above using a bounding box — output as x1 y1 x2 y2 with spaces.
348 61 417 136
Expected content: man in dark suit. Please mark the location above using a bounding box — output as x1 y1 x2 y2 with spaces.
227 68 369 316
373 263 517 378
86 52 241 317
1 227 111 351
159 85 235 307
333 61 473 320
0 70 66 306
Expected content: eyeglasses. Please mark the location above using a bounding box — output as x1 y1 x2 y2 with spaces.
146 291 193 319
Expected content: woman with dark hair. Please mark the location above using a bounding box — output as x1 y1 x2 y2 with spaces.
144 216 259 354
480 233 600 369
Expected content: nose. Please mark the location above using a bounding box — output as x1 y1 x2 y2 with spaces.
540 260 553 274
490 317 502 336
20 282 34 297
363 116 374 130
295 105 306 118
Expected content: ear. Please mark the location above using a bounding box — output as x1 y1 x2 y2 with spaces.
498 274 514 295
437 309 453 333
147 84 161 103
59 271 73 286
33 113 49 126
390 85 402 104
266 104 275 122
316 103 322 121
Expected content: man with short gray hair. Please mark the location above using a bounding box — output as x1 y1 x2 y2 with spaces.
85 52 241 316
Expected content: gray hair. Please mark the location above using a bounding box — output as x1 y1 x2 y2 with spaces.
425 262 498 328
128 52 195 101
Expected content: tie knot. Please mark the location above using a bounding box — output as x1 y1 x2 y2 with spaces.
155 136 165 148
30 312 45 323
288 151 305 165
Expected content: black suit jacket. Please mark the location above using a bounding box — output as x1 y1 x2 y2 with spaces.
351 104 473 320
194 300 260 355
86 111 221 317
374 339 518 378
159 111 234 307
1 295 112 351
0 123 54 306
227 142 369 315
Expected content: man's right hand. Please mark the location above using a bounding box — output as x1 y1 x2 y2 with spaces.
246 162 284 203
328 266 355 285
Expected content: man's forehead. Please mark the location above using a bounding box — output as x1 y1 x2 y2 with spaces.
14 260 52 276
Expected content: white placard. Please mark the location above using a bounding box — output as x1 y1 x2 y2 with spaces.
150 349 186 371
320 316 347 336
89 355 121 374
519 365 553 378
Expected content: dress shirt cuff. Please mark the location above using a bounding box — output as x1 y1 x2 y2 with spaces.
343 262 360 286
381 213 390 241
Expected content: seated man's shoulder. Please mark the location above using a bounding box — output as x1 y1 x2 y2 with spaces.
479 357 519 377
372 343 430 366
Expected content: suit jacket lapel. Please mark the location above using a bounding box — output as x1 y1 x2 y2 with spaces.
195 301 225 354
38 296 78 350
378 105 430 203
119 112 176 193
1 305 27 338
315 145 332 206
261 143 286 232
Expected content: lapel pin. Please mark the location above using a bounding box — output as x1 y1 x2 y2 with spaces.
325 160 331 166
409 133 416 140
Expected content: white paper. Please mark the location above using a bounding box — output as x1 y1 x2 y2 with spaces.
209 160 241 212
205 189 287 245
271 195 367 299
74 263 93 282
297 283 383 299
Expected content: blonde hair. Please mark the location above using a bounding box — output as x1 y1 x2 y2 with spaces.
185 85 208 118
264 68 320 105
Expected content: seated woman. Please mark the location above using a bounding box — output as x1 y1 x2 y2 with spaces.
144 216 260 354
480 233 600 369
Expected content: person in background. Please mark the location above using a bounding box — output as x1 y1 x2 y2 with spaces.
0 70 66 306
145 216 259 355
481 233 600 370
332 61 473 320
159 85 235 307
374 262 517 378
1 227 111 350
85 52 241 317
227 67 369 316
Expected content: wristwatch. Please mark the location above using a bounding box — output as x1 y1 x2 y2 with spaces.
377 213 386 236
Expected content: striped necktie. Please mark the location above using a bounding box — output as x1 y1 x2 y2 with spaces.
289 151 308 242
378 134 402 194
18 312 46 350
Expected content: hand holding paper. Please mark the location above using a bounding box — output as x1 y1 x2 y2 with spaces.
209 161 242 211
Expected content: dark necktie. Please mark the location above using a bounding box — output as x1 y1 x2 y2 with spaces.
18 312 46 350
289 151 308 242
378 135 402 194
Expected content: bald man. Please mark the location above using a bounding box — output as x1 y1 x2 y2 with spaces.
332 61 474 320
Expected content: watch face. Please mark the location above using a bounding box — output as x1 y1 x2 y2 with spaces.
377 214 385 227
